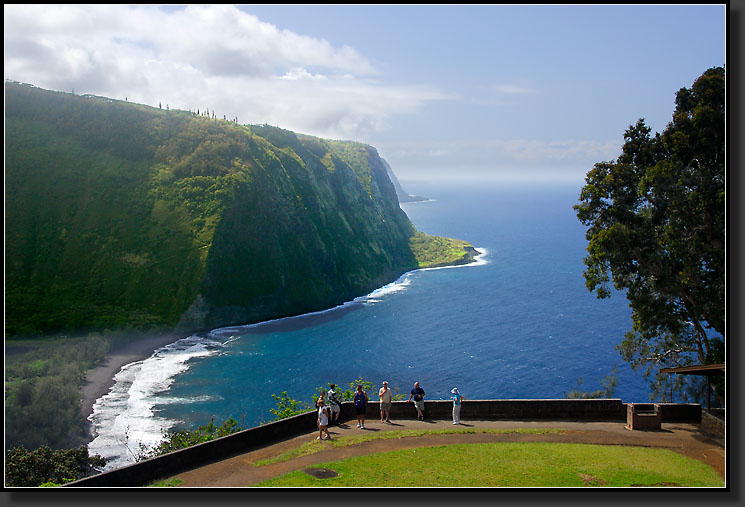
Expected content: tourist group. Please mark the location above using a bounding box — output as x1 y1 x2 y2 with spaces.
315 381 465 440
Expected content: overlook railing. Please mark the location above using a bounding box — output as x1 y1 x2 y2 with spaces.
64 399 701 487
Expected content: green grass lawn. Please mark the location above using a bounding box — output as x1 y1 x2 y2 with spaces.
252 442 724 488
252 428 562 467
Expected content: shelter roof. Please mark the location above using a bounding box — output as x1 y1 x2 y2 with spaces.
659 363 725 376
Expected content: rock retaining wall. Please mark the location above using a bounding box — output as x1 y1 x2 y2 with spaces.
701 409 725 436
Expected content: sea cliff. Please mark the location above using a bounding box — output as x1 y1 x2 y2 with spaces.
5 81 474 337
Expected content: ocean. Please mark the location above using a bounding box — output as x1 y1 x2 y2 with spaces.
87 179 651 470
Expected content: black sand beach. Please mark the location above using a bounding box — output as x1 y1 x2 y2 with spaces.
80 333 180 432
78 304 368 442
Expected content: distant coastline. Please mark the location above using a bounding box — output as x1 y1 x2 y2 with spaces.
398 193 429 203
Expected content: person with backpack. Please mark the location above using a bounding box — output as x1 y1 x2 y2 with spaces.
327 383 341 426
354 384 368 429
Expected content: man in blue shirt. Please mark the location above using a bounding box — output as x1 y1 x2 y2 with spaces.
354 384 368 429
408 381 426 421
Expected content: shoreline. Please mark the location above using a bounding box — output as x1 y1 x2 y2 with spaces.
80 332 182 439
79 246 485 446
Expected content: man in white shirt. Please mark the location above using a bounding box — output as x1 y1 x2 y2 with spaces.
327 383 341 426
379 381 392 423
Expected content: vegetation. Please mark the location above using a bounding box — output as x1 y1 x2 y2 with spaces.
4 445 106 487
253 442 724 487
564 366 618 399
268 391 313 421
148 478 185 487
135 417 242 462
408 231 474 268
5 81 473 339
3 332 135 451
574 67 725 403
4 81 475 476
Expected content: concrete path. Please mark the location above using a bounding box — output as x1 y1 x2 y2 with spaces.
166 418 725 487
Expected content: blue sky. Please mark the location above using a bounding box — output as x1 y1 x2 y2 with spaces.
4 4 727 183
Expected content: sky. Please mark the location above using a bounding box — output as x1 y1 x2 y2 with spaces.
4 4 727 184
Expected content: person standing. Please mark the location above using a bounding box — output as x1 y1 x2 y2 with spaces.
317 399 331 440
451 388 465 424
354 384 368 429
408 381 426 421
327 384 341 426
378 381 392 423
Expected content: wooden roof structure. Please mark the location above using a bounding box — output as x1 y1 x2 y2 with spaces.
660 363 725 376
659 363 725 410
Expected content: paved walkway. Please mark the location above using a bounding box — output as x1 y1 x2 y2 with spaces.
168 418 725 487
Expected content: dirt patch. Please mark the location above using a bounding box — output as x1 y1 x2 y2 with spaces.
579 473 607 486
302 467 339 479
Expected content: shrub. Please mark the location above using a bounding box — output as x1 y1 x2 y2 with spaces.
136 417 243 461
5 445 106 487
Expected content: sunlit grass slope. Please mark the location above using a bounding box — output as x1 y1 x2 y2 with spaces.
253 442 724 487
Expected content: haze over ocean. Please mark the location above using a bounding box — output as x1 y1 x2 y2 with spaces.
88 179 650 470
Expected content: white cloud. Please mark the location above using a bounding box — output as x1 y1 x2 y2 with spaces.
280 68 328 81
3 4 448 139
492 84 536 95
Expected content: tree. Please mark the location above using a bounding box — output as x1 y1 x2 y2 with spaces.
564 366 618 399
574 67 725 402
5 446 106 487
269 391 312 420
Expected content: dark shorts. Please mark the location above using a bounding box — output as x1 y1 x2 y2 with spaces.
355 405 367 415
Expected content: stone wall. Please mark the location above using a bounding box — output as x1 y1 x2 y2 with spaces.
379 398 629 421
64 399 702 487
701 409 725 436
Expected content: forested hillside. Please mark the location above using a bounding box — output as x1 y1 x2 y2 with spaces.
5 81 473 337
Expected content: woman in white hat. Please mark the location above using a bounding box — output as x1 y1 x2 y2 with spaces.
451 388 465 425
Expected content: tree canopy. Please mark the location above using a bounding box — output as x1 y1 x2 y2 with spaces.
574 67 725 401
4 445 106 487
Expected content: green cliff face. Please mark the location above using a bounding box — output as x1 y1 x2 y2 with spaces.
5 81 474 337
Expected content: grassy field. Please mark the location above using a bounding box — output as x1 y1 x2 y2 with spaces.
408 231 472 268
252 428 563 467
251 441 724 488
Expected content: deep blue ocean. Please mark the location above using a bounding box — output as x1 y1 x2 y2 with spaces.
88 180 652 469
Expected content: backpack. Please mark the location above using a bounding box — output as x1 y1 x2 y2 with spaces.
328 389 339 406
